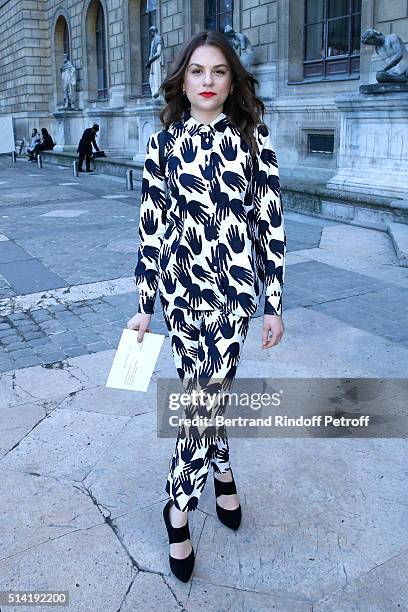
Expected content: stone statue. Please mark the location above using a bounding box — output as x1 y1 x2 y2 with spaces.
60 53 77 109
224 25 254 72
361 28 408 83
145 26 164 100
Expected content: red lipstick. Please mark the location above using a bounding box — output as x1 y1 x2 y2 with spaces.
199 92 216 97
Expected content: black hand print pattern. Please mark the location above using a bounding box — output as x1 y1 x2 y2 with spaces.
209 151 225 178
175 245 194 267
219 315 236 339
180 138 198 163
160 270 177 294
201 153 211 179
204 217 219 241
220 135 237 161
230 265 253 286
222 171 247 192
201 288 223 309
227 225 245 253
164 304 249 512
191 264 213 282
135 111 286 318
159 243 171 270
144 158 163 180
188 200 210 224
185 227 202 255
179 173 206 194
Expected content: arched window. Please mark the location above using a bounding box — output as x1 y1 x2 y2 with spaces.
85 0 109 101
205 0 233 32
63 22 69 56
96 3 108 98
54 15 71 108
140 2 157 95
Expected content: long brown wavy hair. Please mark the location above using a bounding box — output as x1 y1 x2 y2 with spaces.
158 31 266 156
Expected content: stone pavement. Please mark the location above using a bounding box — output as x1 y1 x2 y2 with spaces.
0 156 407 611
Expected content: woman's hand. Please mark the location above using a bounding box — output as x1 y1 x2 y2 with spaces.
262 314 284 349
127 312 152 343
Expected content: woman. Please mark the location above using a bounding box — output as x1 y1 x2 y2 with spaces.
127 30 286 582
31 128 54 161
26 128 41 160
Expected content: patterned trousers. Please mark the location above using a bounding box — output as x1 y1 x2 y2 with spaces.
160 295 250 512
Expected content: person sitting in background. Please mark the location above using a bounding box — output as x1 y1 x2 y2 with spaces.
27 128 41 160
30 128 55 162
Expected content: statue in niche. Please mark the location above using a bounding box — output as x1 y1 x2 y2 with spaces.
60 53 77 109
145 26 165 100
224 25 254 72
361 28 408 83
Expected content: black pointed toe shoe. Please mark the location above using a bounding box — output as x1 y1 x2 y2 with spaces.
214 470 242 531
163 500 195 582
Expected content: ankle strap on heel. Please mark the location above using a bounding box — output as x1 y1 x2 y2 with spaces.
169 522 191 544
164 501 191 544
214 477 237 498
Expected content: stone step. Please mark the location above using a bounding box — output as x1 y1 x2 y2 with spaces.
37 151 408 231
388 222 408 267
41 150 144 181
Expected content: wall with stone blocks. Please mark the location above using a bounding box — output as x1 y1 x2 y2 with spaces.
0 0 50 114
375 0 408 40
242 0 277 64
160 0 186 69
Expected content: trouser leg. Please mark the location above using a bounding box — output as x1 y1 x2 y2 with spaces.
85 152 91 171
78 152 85 170
162 299 250 511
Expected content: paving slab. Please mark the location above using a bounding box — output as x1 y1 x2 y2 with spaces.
319 224 399 265
0 468 102 560
0 362 83 408
0 408 132 482
55 384 156 416
0 399 58 457
239 307 408 378
0 523 133 612
121 571 182 611
187 578 313 611
313 548 408 611
0 259 67 294
82 411 173 517
0 241 32 263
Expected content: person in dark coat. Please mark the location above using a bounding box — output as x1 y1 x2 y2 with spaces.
30 128 55 161
77 123 100 172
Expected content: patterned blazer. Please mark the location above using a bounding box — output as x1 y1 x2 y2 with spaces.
134 108 286 318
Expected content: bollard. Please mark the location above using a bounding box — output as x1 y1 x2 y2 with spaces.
72 160 78 177
37 154 43 168
11 151 16 163
126 169 134 191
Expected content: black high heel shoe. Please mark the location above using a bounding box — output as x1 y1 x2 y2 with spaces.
214 469 242 531
163 499 195 582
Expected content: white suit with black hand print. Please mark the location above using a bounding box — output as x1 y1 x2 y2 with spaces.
134 109 286 317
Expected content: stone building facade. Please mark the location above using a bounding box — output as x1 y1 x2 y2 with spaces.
1 0 408 224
